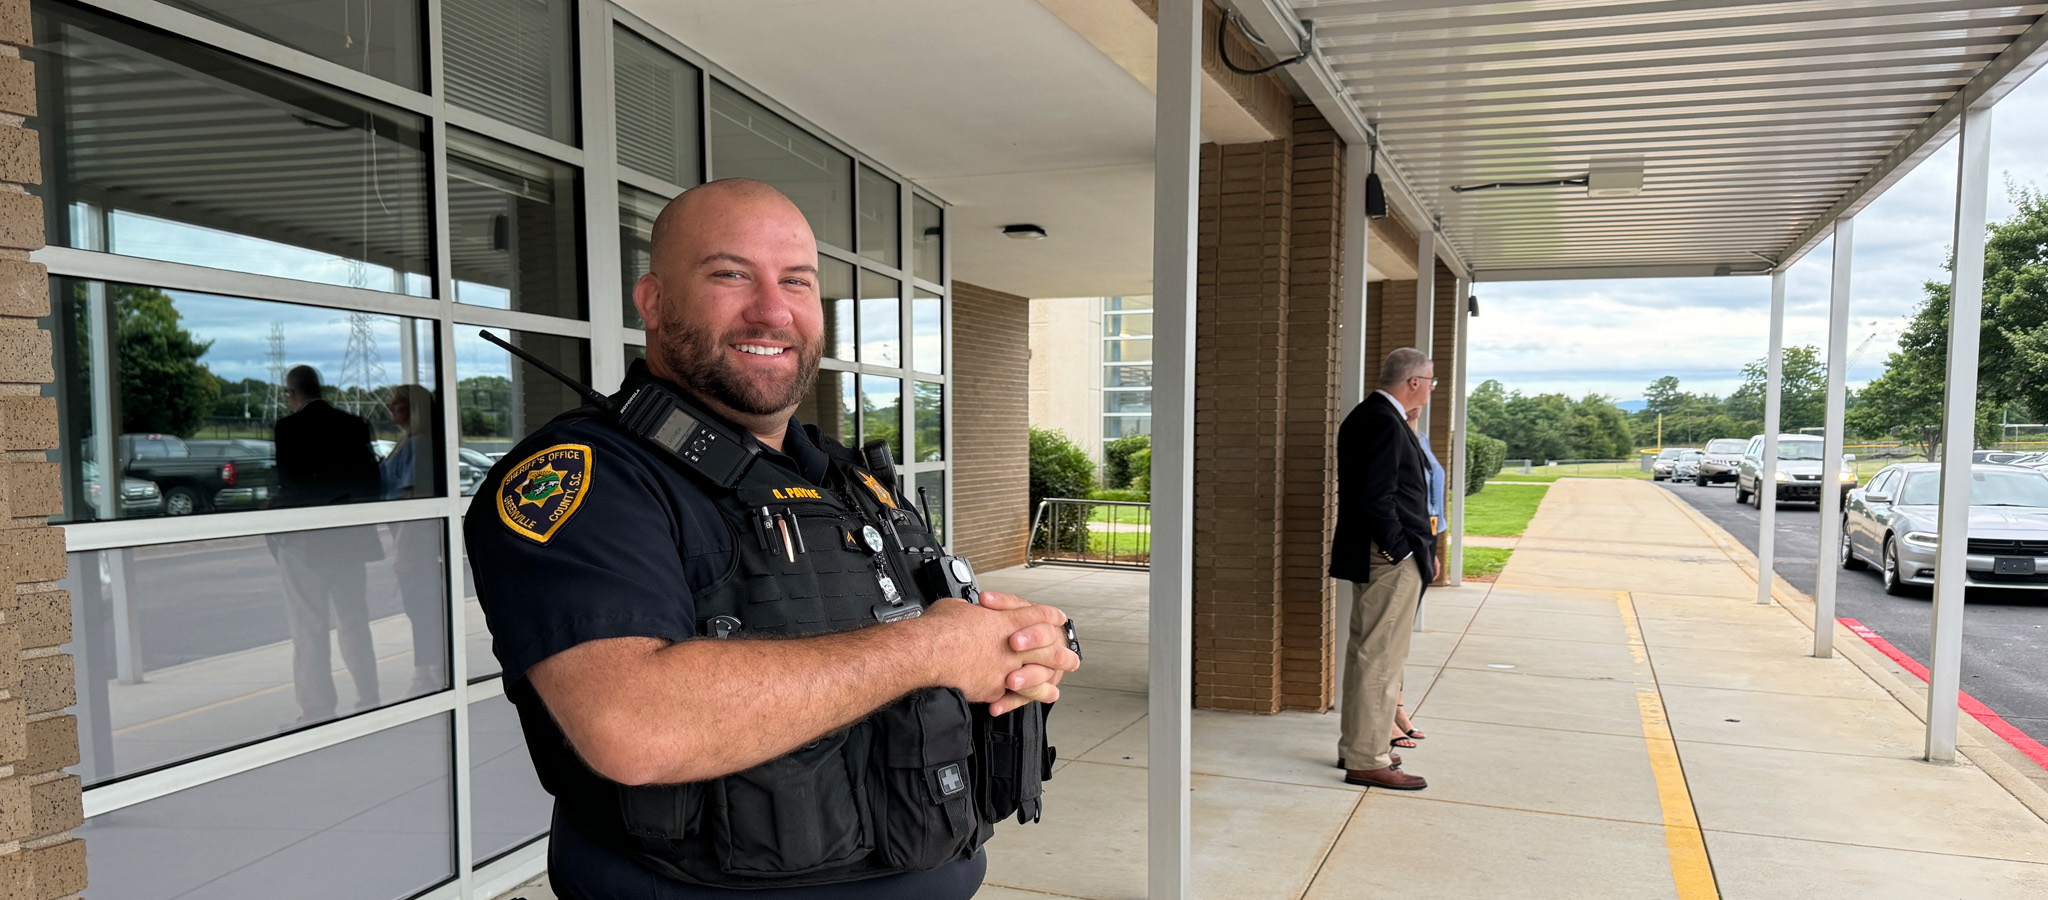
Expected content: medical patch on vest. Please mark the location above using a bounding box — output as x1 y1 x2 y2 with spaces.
497 443 593 544
934 763 966 798
856 470 898 509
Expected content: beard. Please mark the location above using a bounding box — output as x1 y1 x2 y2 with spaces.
659 321 822 417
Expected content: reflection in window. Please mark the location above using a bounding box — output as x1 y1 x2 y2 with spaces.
461 552 497 681
471 693 553 862
1107 295 1152 311
858 165 900 266
615 25 702 187
443 0 576 143
1104 415 1152 441
1105 364 1153 388
31 3 431 296
81 714 454 900
1105 391 1152 414
61 522 449 784
862 375 902 464
914 473 946 545
822 258 856 362
798 370 858 450
913 196 943 284
860 271 901 366
449 132 586 319
1105 312 1153 337
619 184 670 330
709 81 852 249
45 278 441 524
454 329 590 459
1105 338 1152 363
915 382 943 463
913 288 942 375
163 0 423 89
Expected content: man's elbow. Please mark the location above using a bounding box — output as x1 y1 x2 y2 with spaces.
571 724 699 786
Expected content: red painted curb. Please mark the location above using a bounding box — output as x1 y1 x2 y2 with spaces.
1839 617 2048 771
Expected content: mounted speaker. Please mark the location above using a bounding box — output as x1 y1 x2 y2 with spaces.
1364 172 1388 219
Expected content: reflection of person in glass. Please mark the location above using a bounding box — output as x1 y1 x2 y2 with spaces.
382 383 446 695
270 365 384 725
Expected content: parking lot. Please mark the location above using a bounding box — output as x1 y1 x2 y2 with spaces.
1656 477 2048 747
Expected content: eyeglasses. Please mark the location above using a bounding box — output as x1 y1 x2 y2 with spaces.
1410 376 1439 388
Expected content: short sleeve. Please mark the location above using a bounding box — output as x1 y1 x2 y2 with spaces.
463 422 701 683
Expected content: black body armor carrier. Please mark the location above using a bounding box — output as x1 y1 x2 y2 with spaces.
513 407 1054 890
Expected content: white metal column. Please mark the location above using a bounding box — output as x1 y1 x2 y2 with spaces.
1148 0 1200 895
1413 226 1435 437
1929 103 1994 763
1447 277 1469 586
1333 141 1372 708
1814 215 1854 658
1757 270 1787 605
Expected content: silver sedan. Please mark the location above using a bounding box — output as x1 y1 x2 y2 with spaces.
1841 462 2048 595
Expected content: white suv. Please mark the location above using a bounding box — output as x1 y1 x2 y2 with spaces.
1734 434 1855 507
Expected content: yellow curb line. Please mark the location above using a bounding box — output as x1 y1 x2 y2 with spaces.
1615 589 1722 900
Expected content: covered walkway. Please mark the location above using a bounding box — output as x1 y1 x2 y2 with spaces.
967 478 2048 899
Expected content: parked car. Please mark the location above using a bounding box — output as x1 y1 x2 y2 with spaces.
1650 447 1700 481
458 447 495 496
1841 462 2048 595
118 434 278 515
1734 433 1855 507
81 459 162 517
1672 450 1704 482
1694 438 1749 485
1971 449 2032 465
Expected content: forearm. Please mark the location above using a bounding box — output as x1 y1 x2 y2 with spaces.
533 622 939 785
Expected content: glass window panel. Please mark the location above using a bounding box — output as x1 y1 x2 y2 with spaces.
859 271 901 367
449 131 586 319
443 0 576 143
1104 312 1153 338
796 369 857 450
914 381 943 463
1105 338 1152 363
913 196 943 284
614 26 702 186
861 375 902 464
45 278 442 524
161 0 423 89
708 81 852 249
81 714 453 900
1104 364 1153 388
857 165 900 266
1104 390 1152 415
626 343 648 364
454 329 589 459
619 183 671 330
912 288 942 375
822 258 856 362
470 692 553 861
914 472 945 545
1104 415 1152 441
1105 295 1152 311
60 522 449 784
461 551 498 681
30 3 431 296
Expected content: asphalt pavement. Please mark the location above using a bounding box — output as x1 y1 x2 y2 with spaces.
1653 476 2048 747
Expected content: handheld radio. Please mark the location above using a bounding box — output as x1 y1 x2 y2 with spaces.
478 331 760 488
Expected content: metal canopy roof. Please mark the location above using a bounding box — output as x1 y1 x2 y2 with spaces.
1269 0 2048 280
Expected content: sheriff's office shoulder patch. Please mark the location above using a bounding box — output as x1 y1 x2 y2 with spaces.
856 470 898 509
498 443 593 544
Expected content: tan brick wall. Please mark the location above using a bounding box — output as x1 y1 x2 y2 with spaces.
0 9 81 898
951 281 1031 572
1279 106 1343 712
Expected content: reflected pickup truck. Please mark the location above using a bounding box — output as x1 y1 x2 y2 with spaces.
120 434 279 516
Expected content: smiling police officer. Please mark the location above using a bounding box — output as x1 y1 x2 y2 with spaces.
465 178 1079 899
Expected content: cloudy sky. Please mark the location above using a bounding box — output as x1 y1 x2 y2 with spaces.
1468 69 2048 405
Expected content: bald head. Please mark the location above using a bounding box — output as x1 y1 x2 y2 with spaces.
650 178 809 266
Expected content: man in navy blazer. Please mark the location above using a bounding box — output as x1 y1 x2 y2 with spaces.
1330 347 1436 790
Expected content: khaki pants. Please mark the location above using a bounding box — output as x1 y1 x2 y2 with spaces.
1340 545 1424 770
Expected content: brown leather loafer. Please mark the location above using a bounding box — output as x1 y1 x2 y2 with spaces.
1344 765 1427 790
1336 753 1399 769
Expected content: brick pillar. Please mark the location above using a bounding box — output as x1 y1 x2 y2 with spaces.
1279 107 1343 711
951 281 1030 571
0 4 86 896
1191 140 1291 713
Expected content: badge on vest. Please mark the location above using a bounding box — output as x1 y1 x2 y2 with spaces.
498 443 593 544
855 470 898 509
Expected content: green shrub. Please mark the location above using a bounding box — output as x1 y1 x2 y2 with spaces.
1103 434 1152 489
1088 488 1148 503
1030 428 1098 553
1466 431 1507 496
1129 447 1151 494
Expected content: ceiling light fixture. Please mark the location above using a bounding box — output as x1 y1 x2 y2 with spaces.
1002 224 1048 241
1452 157 1644 198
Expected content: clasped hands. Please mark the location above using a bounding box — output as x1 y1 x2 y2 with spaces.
920 590 1081 716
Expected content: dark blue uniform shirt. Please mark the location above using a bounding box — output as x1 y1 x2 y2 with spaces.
465 405 983 900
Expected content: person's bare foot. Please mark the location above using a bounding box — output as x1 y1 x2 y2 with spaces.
1394 702 1426 742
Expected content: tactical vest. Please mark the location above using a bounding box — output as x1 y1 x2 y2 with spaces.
513 409 1054 890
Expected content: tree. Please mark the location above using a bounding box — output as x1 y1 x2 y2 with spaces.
458 375 512 437
1727 345 1826 432
1568 394 1635 458
112 285 216 436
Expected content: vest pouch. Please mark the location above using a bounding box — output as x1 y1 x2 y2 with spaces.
874 688 978 870
709 725 873 876
974 701 1054 825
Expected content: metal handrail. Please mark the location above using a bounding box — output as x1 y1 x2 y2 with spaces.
1027 498 1151 569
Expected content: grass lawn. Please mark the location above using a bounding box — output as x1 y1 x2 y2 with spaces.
1463 547 1511 582
1463 483 1548 537
1492 461 1651 482
1086 529 1149 560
